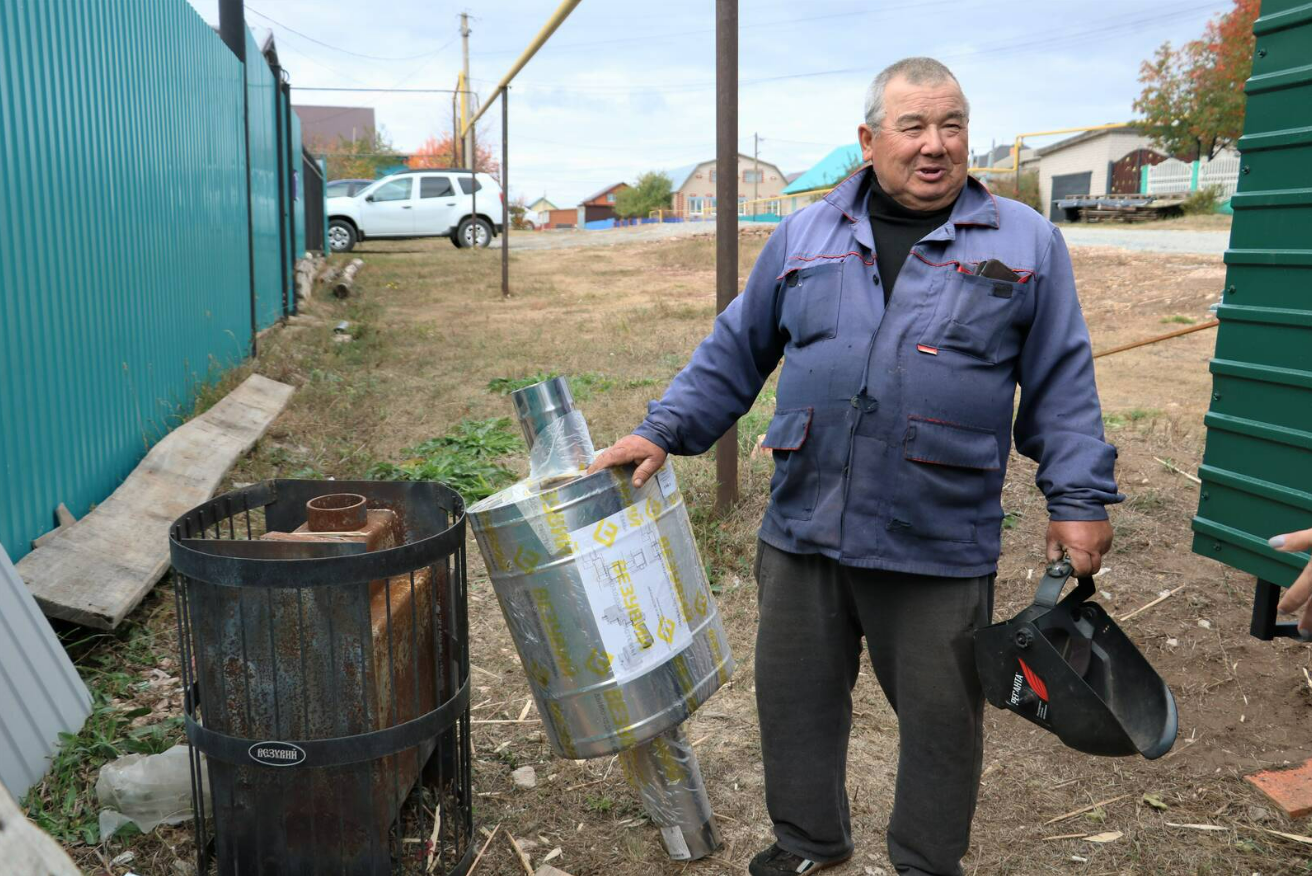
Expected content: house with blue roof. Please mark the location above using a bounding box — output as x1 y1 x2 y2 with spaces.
781 143 863 195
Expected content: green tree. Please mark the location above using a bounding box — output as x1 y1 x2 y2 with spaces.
307 128 408 180
1133 0 1260 160
614 172 673 218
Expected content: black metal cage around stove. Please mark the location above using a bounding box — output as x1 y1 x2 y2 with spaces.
168 480 474 875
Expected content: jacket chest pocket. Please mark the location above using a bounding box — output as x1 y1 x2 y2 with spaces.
919 270 1027 364
780 262 844 347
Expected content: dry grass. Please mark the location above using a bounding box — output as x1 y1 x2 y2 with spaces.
59 231 1312 875
1080 212 1234 232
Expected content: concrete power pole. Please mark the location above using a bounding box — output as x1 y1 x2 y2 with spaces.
461 12 473 170
753 132 759 211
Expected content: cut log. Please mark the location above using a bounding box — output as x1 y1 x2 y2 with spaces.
295 257 318 302
17 375 295 629
333 258 364 298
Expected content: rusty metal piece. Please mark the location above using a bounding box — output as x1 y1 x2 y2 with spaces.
305 492 368 532
1092 318 1219 359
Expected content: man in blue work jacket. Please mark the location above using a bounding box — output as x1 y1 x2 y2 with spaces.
589 57 1121 876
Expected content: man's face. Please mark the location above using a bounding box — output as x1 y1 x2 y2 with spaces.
858 75 970 211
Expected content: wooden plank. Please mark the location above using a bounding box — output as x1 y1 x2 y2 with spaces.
0 780 81 876
17 374 295 629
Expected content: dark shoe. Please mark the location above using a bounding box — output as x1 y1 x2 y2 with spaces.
748 843 851 875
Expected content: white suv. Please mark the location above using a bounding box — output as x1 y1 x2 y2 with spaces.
327 169 503 252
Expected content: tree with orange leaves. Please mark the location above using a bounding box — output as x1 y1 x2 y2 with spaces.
1134 0 1260 161
407 133 500 180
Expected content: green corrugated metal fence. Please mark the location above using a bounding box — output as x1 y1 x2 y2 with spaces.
246 29 285 331
0 1 312 562
1192 0 1312 587
293 111 307 259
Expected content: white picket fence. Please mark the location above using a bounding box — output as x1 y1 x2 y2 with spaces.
1145 150 1241 198
1199 151 1242 197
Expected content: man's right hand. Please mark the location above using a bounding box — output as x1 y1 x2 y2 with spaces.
1274 527 1312 635
587 434 667 488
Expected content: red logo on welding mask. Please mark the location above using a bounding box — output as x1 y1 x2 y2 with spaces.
1018 657 1049 702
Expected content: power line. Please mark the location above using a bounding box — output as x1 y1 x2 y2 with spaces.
294 0 1223 100
469 0 967 57
247 6 457 62
473 0 1221 94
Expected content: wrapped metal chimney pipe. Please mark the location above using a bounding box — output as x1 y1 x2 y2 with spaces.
511 377 595 481
468 379 731 860
620 725 721 861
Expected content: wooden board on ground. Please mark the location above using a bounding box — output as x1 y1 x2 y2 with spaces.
17 374 295 629
0 780 81 876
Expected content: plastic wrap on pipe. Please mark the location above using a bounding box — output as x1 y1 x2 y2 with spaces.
620 725 721 861
527 409 595 481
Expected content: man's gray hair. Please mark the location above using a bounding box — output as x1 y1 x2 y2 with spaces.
864 57 969 129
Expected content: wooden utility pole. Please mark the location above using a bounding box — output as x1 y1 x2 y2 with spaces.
461 13 473 169
451 92 459 166
502 88 510 297
714 0 739 515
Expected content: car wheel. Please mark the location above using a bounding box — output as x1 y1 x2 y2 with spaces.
449 232 463 249
329 220 356 253
457 217 492 248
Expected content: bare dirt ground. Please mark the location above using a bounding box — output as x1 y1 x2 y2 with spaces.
52 229 1312 875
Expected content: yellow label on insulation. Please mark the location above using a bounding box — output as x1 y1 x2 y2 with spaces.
568 473 696 685
532 586 577 678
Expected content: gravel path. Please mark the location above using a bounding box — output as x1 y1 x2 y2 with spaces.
510 219 741 251
1057 226 1228 256
510 219 1230 256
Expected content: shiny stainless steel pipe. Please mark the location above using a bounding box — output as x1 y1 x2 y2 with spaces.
510 376 575 450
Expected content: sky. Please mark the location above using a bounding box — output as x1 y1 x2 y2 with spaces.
182 0 1232 207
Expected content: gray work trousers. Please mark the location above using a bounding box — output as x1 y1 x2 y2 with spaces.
753 540 993 876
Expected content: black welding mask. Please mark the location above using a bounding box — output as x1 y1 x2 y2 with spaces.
974 561 1177 759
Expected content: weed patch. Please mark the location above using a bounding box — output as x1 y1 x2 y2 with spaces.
24 591 184 847
487 371 616 401
1103 408 1161 431
1161 314 1196 325
367 417 522 501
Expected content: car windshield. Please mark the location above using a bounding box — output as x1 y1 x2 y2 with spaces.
326 182 353 197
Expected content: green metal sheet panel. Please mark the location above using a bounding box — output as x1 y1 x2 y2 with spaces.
1192 0 1312 585
246 29 284 330
0 0 253 562
293 111 307 259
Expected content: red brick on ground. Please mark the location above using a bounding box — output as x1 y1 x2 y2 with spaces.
1246 758 1312 818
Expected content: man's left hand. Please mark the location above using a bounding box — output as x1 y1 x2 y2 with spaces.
1046 519 1113 576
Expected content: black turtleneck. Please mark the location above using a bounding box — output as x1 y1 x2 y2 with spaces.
867 174 957 304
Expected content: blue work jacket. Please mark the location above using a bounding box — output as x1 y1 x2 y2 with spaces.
635 170 1123 578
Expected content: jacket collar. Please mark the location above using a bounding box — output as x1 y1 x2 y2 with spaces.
824 167 1000 247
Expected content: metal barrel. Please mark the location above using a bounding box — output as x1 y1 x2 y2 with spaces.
510 376 575 450
168 480 475 876
469 461 734 760
620 724 722 861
